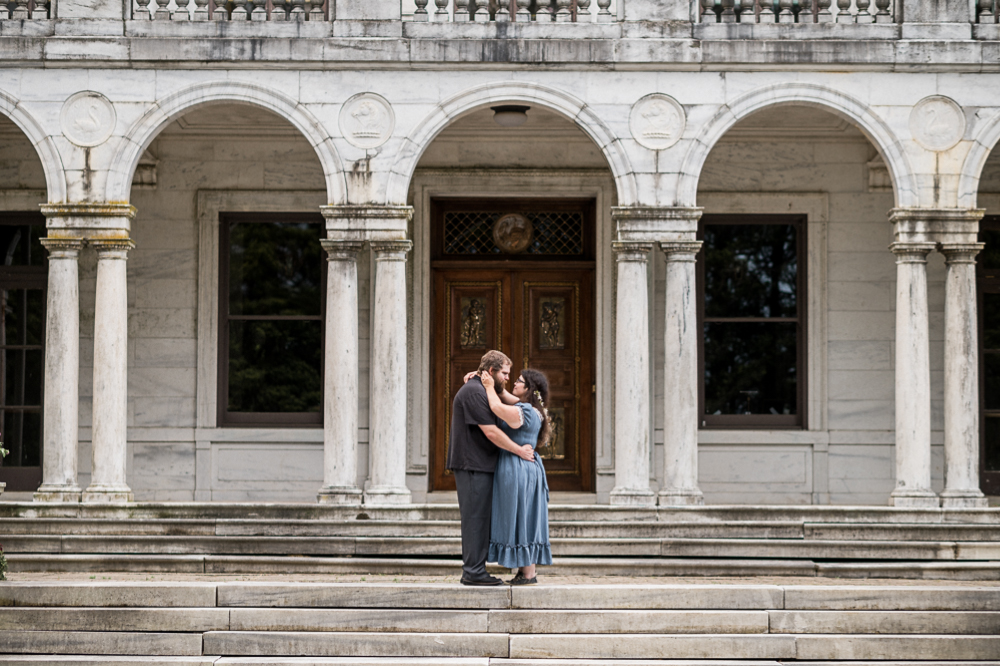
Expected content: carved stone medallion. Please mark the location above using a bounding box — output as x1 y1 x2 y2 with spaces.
909 96 966 152
493 213 533 254
629 93 686 151
339 93 395 149
60 92 116 148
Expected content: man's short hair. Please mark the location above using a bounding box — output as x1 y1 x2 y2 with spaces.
478 350 512 373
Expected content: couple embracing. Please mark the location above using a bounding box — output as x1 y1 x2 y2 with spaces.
448 349 553 586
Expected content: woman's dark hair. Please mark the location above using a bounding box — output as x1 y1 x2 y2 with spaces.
520 368 552 448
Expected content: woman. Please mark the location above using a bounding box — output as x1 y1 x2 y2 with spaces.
478 368 552 585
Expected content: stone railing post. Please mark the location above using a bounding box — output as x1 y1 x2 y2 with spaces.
941 242 989 508
610 241 655 507
659 240 705 506
85 239 135 503
33 238 85 503
889 240 938 508
317 240 365 504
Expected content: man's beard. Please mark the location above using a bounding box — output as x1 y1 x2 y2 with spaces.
490 369 506 395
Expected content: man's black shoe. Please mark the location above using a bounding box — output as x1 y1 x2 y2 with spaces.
460 575 503 586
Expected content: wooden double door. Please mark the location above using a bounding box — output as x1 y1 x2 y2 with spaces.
431 266 594 492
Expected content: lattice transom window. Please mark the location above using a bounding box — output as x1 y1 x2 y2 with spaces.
443 210 585 256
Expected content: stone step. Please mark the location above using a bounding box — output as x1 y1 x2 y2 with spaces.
0 630 203 656
768 610 1000 634
0 608 231 632
0 659 220 666
4 501 1000 525
2 660 999 666
6 518 1000 541
203 632 509 659
5 534 997 560
9 553 1000 580
508 634 1000 660
0 582 218 607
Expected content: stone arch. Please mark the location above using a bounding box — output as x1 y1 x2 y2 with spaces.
677 82 917 209
958 109 1000 209
0 88 67 203
106 81 346 204
385 81 638 206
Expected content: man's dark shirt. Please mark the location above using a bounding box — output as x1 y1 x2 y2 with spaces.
447 376 501 472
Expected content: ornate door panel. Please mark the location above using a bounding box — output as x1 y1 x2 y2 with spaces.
515 272 594 491
430 198 596 493
431 271 512 491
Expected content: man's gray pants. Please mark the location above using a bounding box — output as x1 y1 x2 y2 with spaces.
453 469 494 579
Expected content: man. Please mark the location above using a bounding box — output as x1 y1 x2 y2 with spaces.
448 349 535 586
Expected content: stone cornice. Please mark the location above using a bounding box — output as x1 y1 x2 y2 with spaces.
889 207 986 246
613 206 702 243
40 203 136 240
321 205 413 243
2 34 998 71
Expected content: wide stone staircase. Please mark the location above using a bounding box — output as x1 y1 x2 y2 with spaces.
1 579 1000 664
2 501 1000 579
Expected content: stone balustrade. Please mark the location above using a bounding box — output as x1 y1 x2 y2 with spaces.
700 0 893 23
978 0 999 23
406 0 616 22
1 0 49 18
132 0 327 20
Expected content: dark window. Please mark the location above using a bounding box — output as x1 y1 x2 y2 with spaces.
218 213 325 427
698 214 806 429
978 215 1000 495
0 212 46 491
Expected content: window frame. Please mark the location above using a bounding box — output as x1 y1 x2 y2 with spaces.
0 211 47 491
978 215 1000 496
216 211 326 428
697 213 808 430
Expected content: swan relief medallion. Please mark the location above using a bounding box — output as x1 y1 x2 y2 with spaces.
909 95 966 153
60 91 116 148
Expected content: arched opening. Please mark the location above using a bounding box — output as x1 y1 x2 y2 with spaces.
691 104 903 505
411 103 617 498
975 137 1000 499
121 102 329 501
0 114 53 496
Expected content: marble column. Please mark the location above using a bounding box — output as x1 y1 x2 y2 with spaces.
317 240 365 504
33 239 85 502
940 242 989 508
610 241 655 507
658 241 705 506
889 241 938 508
83 240 134 503
365 240 412 505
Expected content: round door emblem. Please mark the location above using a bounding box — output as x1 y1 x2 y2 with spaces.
493 213 533 254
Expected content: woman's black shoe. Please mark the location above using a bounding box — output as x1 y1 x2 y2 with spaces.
508 571 537 585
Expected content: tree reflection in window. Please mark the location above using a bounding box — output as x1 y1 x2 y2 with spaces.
700 217 803 427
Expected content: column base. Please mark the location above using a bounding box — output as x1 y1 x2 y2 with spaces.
363 486 412 506
940 489 989 509
658 488 705 506
609 488 656 507
317 486 363 505
888 488 939 508
82 484 133 504
33 485 82 503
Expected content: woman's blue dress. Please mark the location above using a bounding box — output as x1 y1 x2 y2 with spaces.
488 402 552 568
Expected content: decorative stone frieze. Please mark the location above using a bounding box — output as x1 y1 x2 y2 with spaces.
889 208 985 246
611 206 702 243
38 203 136 240
320 205 413 243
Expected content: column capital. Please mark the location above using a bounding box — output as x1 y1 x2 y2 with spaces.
370 240 412 261
660 240 703 261
940 242 985 264
320 239 365 261
612 241 653 262
612 206 702 243
321 204 413 243
90 239 135 260
40 238 86 257
889 241 936 263
889 207 985 245
39 203 136 240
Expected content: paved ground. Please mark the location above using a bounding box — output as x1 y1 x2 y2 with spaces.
7 571 1000 586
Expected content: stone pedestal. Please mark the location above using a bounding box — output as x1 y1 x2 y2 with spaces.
365 240 412 506
34 239 84 503
83 240 134 504
658 241 705 507
317 240 365 505
609 241 655 507
940 243 989 508
889 242 938 508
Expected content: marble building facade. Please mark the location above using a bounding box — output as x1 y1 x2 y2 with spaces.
0 0 998 507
